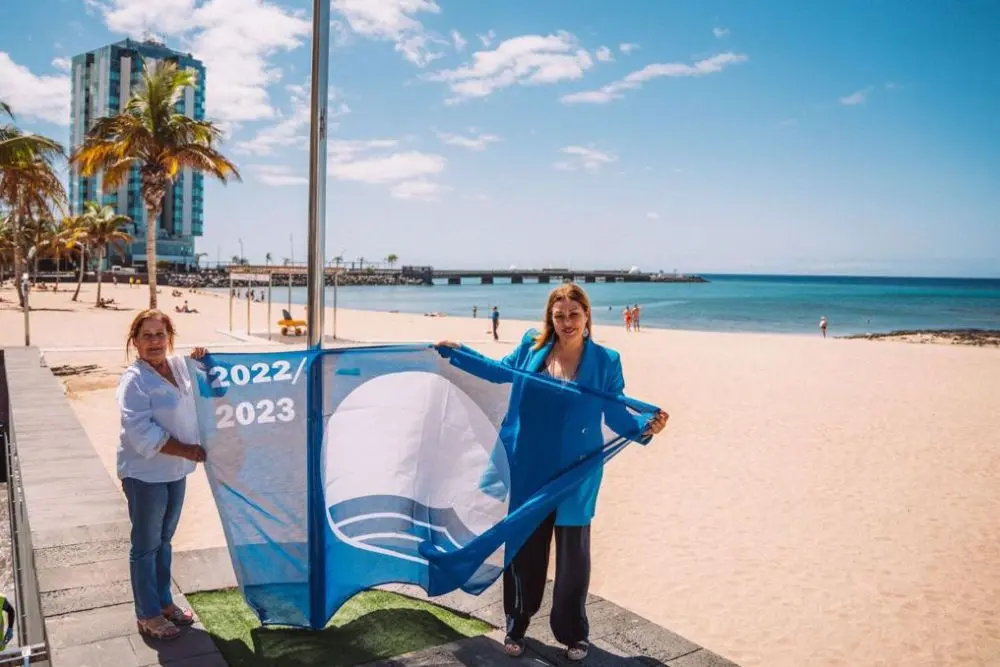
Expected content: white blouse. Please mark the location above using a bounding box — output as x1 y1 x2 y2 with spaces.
116 355 200 484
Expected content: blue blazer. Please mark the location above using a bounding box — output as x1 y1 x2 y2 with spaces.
444 328 653 526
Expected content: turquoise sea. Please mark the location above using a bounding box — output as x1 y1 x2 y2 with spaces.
236 274 1000 336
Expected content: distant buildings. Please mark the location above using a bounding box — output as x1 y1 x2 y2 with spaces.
69 37 205 270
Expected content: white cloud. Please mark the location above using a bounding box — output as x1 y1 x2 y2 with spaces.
391 179 449 201
839 88 870 105
595 46 614 63
0 52 70 125
51 57 72 72
91 0 311 125
234 83 350 156
331 150 444 183
333 0 444 66
451 29 467 51
327 138 448 200
252 164 308 186
434 130 500 151
478 30 496 48
98 0 198 34
713 27 730 38
560 51 748 104
553 145 617 171
428 31 595 102
646 211 659 220
619 42 639 55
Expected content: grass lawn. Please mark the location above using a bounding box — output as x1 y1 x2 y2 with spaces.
188 588 493 667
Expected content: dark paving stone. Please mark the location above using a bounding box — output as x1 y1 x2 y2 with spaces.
39 557 130 592
35 537 130 569
25 490 127 529
32 519 131 549
599 617 701 664
46 602 138 648
42 579 134 616
171 547 237 594
158 652 230 667
394 580 504 618
667 650 740 667
361 632 554 666
21 475 118 501
50 635 139 667
129 626 218 666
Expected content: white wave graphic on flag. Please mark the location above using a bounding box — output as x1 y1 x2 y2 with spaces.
322 371 509 565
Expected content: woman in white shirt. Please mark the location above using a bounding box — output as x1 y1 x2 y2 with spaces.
117 309 208 641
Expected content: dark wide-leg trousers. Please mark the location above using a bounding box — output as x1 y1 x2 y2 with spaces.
503 512 591 645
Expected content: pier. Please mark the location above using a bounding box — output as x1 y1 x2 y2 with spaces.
226 265 707 286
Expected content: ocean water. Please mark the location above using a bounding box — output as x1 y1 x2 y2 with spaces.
230 274 1000 336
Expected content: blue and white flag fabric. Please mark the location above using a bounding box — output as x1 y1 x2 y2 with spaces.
187 344 659 629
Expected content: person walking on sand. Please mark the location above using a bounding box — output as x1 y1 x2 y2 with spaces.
820 316 828 338
623 306 632 332
631 304 641 332
435 283 668 662
117 309 209 641
491 306 500 341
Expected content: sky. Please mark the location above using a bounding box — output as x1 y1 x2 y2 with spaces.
1 0 999 277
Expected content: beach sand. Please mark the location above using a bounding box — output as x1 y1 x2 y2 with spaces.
2 282 999 667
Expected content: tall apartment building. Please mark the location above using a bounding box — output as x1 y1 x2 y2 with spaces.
69 37 205 270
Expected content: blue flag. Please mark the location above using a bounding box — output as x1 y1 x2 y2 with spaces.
188 344 659 629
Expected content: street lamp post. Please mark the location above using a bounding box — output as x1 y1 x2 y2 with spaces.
332 248 345 340
306 0 330 349
23 247 37 346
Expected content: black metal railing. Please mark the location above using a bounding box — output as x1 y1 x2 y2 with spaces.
0 353 50 666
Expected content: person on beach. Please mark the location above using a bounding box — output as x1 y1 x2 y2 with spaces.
631 304 641 332
437 283 668 661
820 316 828 338
623 306 632 332
117 309 208 641
492 305 500 341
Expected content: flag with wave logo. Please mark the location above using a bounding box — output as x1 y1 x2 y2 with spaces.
188 343 658 629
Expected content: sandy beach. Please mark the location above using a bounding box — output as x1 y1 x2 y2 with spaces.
2 282 999 667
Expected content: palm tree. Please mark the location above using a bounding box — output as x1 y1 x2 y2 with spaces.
0 215 14 283
71 203 132 305
61 214 89 302
386 253 398 269
265 252 272 266
39 218 76 291
1 103 64 169
22 217 56 280
0 103 67 306
70 61 240 309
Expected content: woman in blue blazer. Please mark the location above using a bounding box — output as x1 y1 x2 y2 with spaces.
438 283 668 661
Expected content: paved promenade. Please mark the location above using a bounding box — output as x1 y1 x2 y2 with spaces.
4 345 739 667
4 347 224 667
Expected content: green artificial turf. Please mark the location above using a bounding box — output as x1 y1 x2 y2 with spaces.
187 588 493 667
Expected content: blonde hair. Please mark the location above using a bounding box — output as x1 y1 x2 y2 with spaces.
126 309 176 360
532 283 593 350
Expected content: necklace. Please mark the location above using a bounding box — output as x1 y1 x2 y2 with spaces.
546 354 579 382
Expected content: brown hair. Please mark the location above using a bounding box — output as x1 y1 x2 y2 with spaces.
532 283 593 350
126 309 176 359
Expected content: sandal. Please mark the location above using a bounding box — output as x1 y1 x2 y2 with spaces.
137 616 181 641
504 636 525 657
162 605 195 626
566 641 590 662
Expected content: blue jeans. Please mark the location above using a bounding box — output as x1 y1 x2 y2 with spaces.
122 477 186 620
